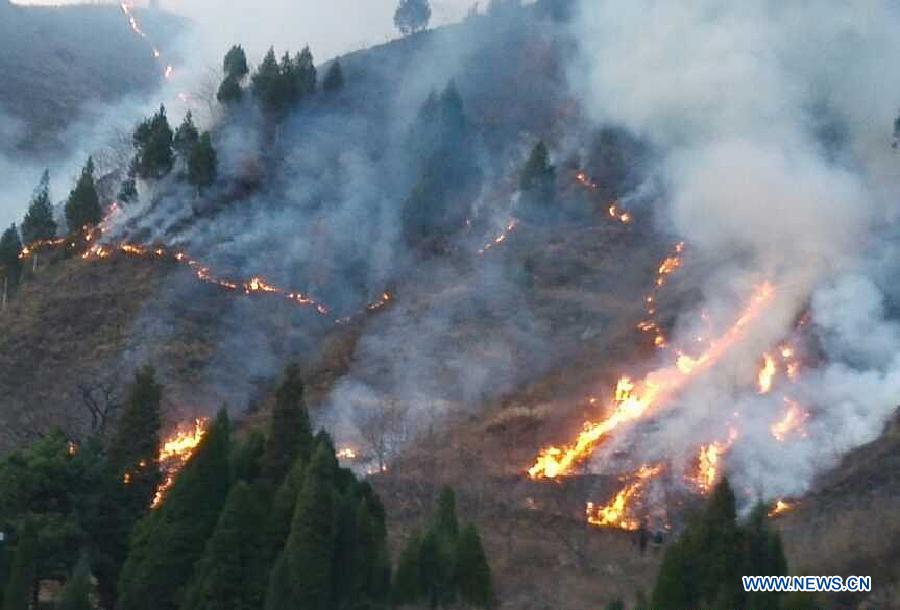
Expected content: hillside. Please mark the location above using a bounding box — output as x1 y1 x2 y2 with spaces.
0 1 182 153
1 1 900 609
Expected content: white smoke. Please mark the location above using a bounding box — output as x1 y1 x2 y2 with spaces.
573 0 900 500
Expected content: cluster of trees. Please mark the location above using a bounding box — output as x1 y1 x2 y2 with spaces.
650 477 815 610
392 488 493 609
125 106 218 196
402 81 482 248
217 44 344 117
0 363 494 610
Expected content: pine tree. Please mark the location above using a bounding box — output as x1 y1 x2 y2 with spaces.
108 365 163 518
394 0 432 35
117 410 232 610
433 487 459 542
1 528 36 610
0 224 22 291
322 61 344 92
268 457 306 556
217 76 243 105
252 48 283 115
294 47 316 98
230 429 266 485
174 112 200 161
188 133 218 193
64 157 102 231
265 443 337 610
180 481 268 610
223 45 249 81
56 555 93 610
263 364 313 485
21 170 56 243
742 503 787 610
454 525 493 608
519 141 555 205
392 533 423 606
418 529 452 609
132 105 175 180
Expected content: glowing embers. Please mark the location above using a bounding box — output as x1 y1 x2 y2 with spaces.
770 398 809 442
119 2 173 80
688 428 738 495
768 498 798 518
528 282 776 480
478 218 519 255
152 418 208 509
586 463 664 530
637 242 686 349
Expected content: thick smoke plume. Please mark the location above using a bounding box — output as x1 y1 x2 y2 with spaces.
573 0 900 500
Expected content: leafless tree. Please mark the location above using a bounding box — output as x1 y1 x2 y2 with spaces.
354 399 410 472
77 380 121 437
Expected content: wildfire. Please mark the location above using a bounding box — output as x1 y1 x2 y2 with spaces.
77 240 331 316
152 418 207 509
690 428 738 494
608 203 632 224
771 398 809 442
637 242 686 348
336 447 359 460
478 218 519 254
757 353 777 394
120 2 173 80
529 282 775 480
768 498 797 518
586 463 664 530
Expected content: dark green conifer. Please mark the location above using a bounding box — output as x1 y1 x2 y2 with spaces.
180 481 268 610
21 170 56 243
262 364 313 485
322 61 344 92
1 528 36 610
64 157 102 231
116 410 232 610
454 525 493 608
188 133 218 193
56 555 93 610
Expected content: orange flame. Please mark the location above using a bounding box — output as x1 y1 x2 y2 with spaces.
757 353 777 394
478 219 519 254
768 498 797 518
691 428 738 494
586 463 663 530
771 398 809 442
529 282 775 480
152 418 207 509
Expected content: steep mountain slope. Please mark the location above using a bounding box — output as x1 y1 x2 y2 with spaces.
0 1 182 152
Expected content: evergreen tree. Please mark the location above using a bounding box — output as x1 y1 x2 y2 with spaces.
454 525 492 609
268 458 306 556
117 410 232 610
392 533 422 606
21 170 56 244
217 76 243 105
230 429 266 485
223 45 249 81
519 141 556 205
294 47 317 98
652 477 746 610
64 157 102 231
432 487 459 542
180 481 268 610
252 48 284 116
188 133 218 193
0 224 22 291
56 555 93 610
132 105 175 180
174 112 200 161
394 0 432 35
265 443 337 610
742 504 788 610
262 364 313 485
1 528 35 610
108 365 163 518
118 177 138 203
418 529 452 609
322 61 344 92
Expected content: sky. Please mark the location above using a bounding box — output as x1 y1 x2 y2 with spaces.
11 0 477 60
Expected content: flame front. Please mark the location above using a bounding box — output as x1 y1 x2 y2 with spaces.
529 282 775 480
757 353 777 394
152 418 207 509
690 428 738 494
768 498 797 518
771 398 809 442
586 463 663 530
